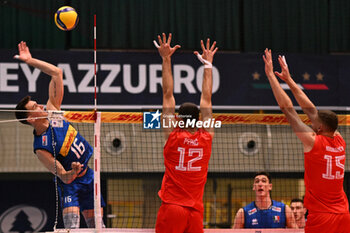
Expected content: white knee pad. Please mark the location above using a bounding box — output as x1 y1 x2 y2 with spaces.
63 213 80 229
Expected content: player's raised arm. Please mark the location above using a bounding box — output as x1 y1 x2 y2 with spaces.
263 49 315 152
15 41 63 111
274 55 318 124
196 39 217 138
155 33 181 139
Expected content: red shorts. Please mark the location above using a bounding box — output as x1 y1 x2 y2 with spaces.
305 212 350 233
155 203 203 233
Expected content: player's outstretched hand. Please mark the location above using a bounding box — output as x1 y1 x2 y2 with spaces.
71 162 83 175
14 41 32 62
155 33 181 59
194 38 218 64
262 48 274 78
274 55 292 82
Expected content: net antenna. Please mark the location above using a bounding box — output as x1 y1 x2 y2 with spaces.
93 14 103 231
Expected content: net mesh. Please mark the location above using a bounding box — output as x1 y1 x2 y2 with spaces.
1 111 349 230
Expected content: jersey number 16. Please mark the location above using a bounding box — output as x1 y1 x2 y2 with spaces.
71 138 85 159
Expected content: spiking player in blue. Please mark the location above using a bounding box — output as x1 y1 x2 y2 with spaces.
233 172 297 229
14 41 104 228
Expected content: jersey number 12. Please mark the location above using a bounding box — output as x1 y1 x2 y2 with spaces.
175 147 203 171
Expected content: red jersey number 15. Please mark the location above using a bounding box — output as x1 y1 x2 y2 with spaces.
322 155 345 180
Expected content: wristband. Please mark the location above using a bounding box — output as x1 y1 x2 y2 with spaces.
153 40 160 48
196 53 212 68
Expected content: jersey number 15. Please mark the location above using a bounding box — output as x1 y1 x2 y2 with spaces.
322 155 345 180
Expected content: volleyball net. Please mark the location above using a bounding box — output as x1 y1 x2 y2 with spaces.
1 110 349 232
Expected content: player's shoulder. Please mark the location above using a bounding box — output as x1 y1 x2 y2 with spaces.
271 200 286 207
243 201 255 210
334 131 345 141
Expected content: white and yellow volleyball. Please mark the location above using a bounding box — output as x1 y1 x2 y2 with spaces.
54 6 79 31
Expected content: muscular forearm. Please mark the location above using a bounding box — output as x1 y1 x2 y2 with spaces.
267 74 293 109
58 169 78 184
162 57 174 96
286 78 316 108
200 68 213 104
25 57 61 77
285 78 317 120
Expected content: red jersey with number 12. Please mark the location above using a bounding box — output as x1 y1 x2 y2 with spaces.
158 128 213 212
304 134 349 213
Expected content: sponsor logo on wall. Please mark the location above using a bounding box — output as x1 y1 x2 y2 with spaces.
0 205 47 233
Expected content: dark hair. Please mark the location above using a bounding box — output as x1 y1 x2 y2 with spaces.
318 110 338 132
178 102 199 122
290 198 304 205
15 95 31 125
254 171 272 183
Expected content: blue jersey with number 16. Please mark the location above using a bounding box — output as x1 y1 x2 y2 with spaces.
33 120 93 172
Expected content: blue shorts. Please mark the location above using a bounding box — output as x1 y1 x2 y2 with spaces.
57 167 106 211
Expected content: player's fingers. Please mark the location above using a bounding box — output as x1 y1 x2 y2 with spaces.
213 47 218 54
281 55 288 67
206 38 210 50
20 41 25 51
158 35 162 45
162 33 166 43
167 33 172 44
264 49 269 58
277 56 284 67
210 41 216 51
194 51 199 55
200 40 205 52
275 71 283 79
279 56 288 70
174 45 181 50
266 48 271 56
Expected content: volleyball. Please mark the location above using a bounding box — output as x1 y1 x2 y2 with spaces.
54 6 79 31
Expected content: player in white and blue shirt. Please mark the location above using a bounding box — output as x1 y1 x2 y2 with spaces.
233 172 297 229
14 41 104 228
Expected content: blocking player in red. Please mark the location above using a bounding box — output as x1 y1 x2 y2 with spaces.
263 48 350 233
154 33 217 233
